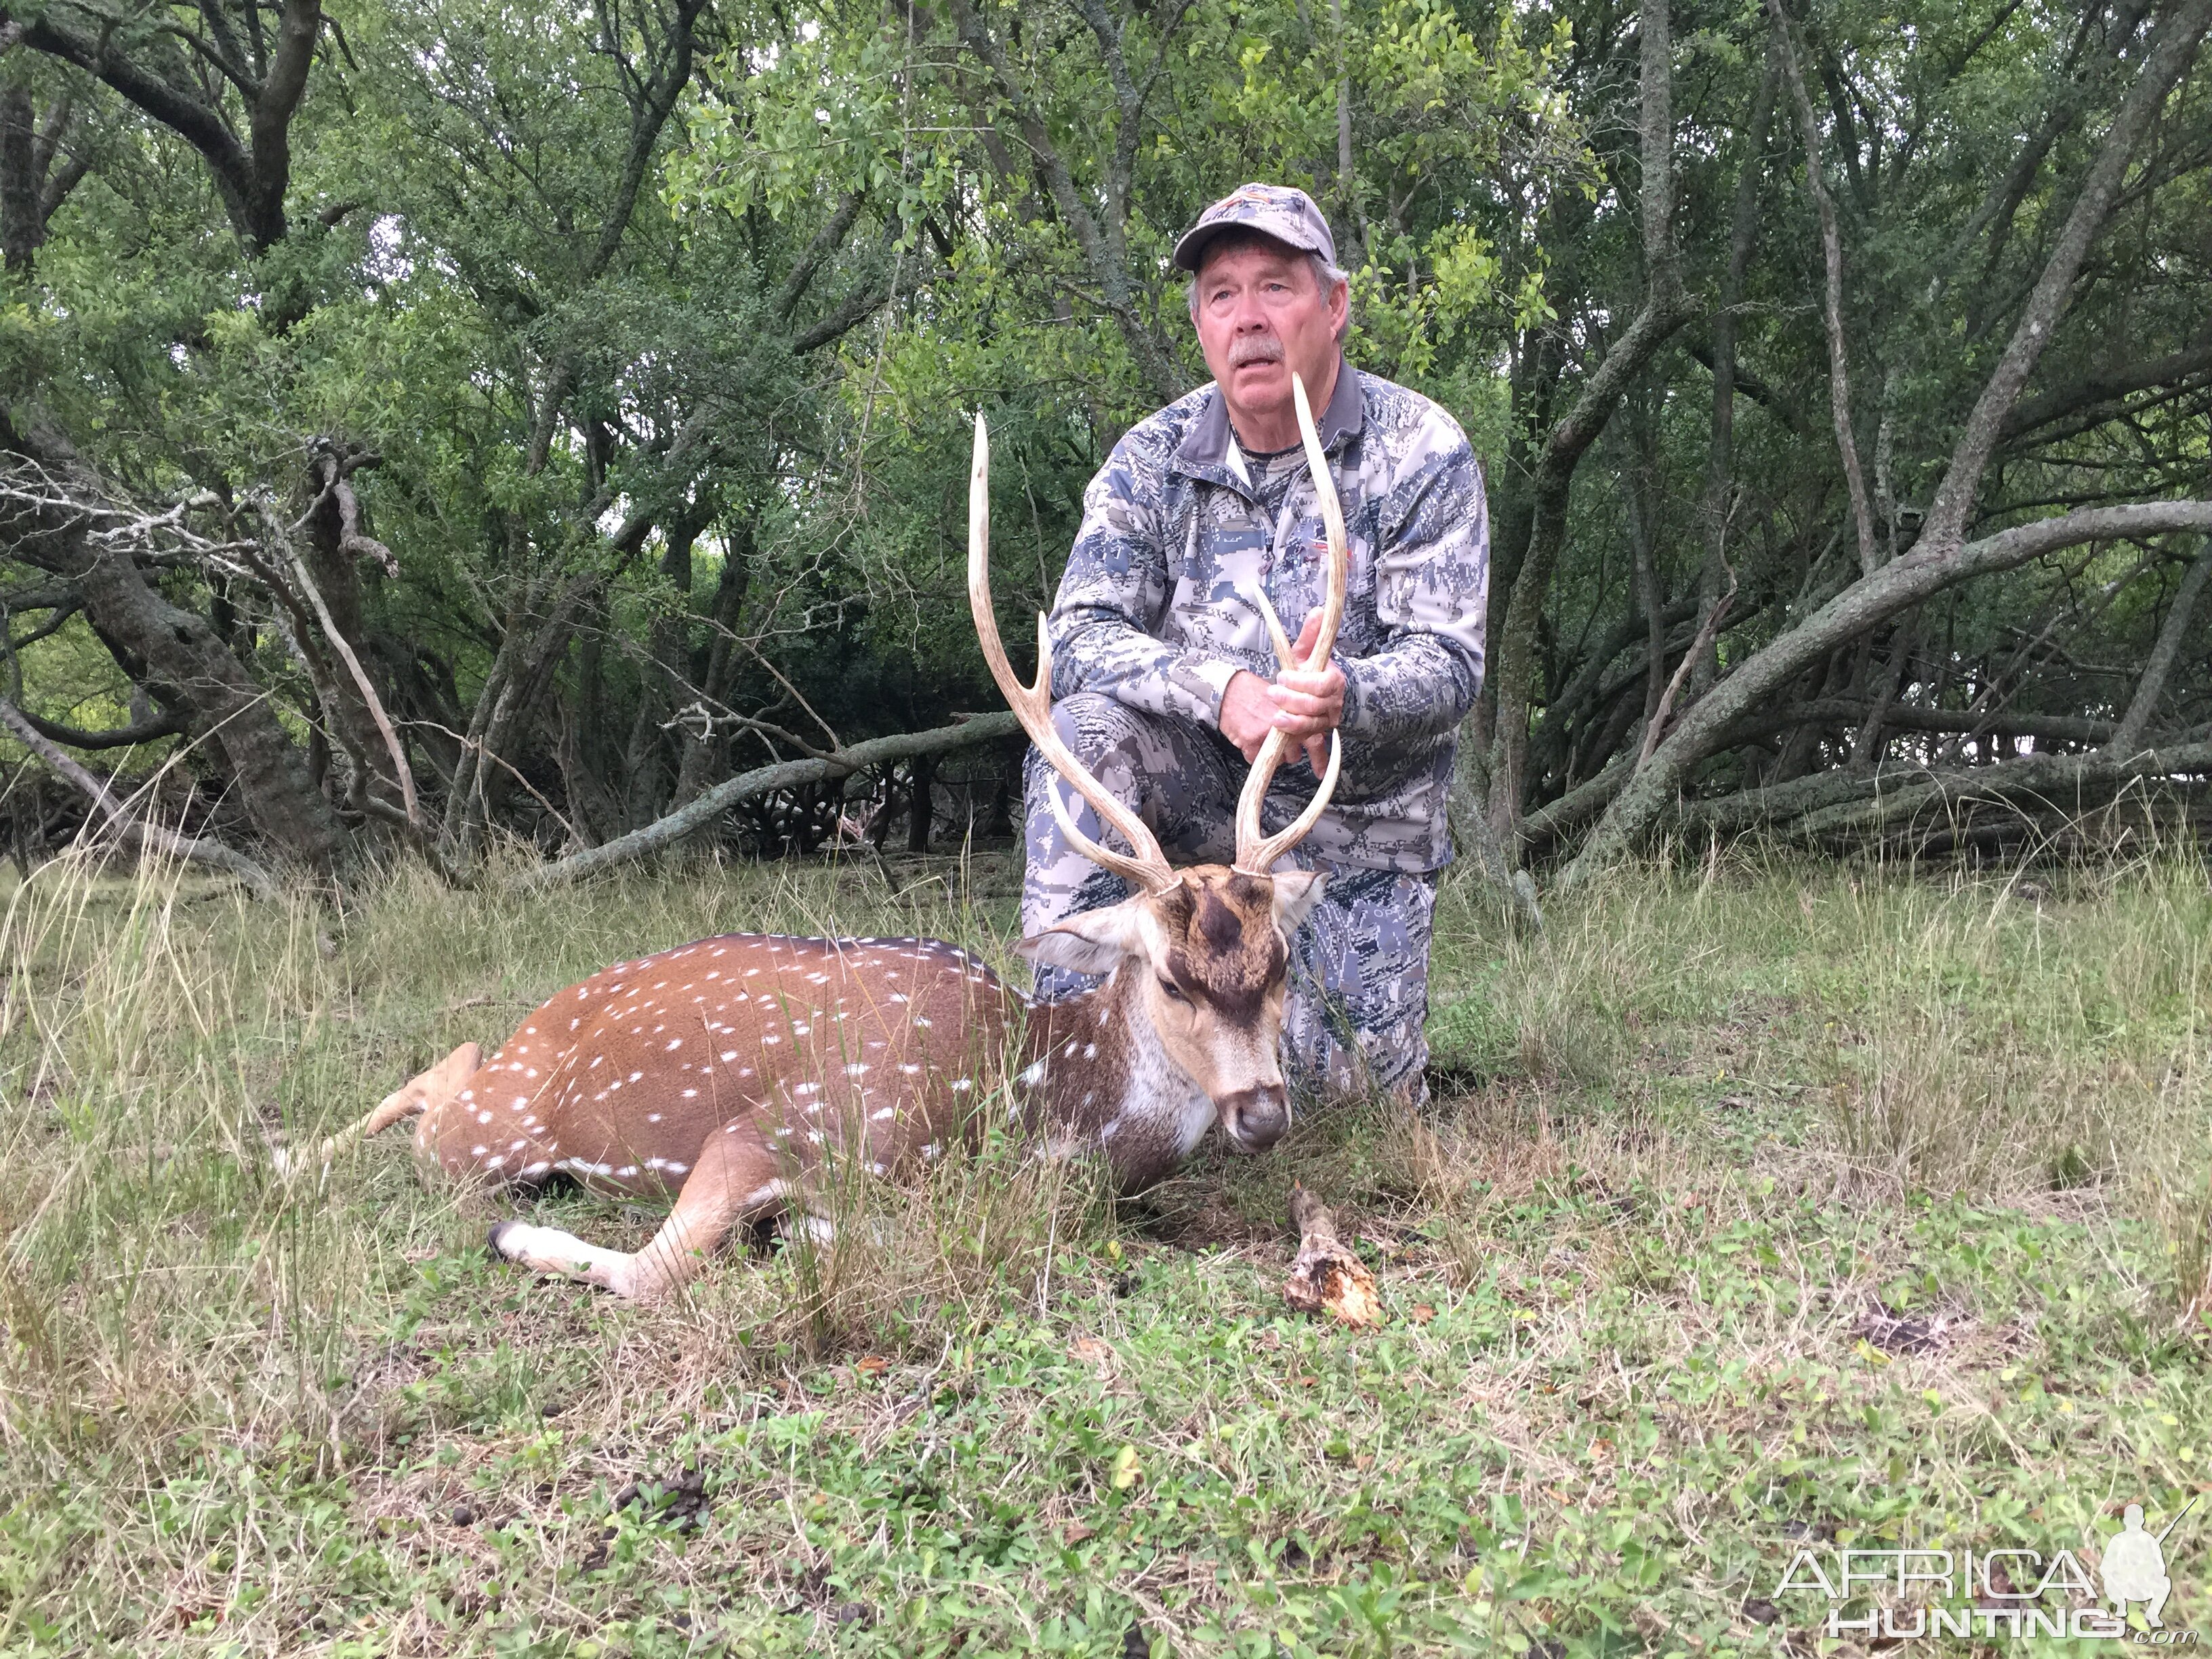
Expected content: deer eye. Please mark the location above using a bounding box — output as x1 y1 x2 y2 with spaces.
1157 977 1189 1004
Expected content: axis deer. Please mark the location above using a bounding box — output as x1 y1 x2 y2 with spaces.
302 378 1349 1300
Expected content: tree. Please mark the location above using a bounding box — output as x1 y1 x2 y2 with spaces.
2 0 2205 890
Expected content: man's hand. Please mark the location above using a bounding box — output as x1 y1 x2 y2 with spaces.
1217 611 1346 774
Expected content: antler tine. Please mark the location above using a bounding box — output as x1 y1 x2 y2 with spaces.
968 415 1179 894
1242 730 1343 876
1289 373 1350 674
1248 581 1296 670
1234 372 1352 875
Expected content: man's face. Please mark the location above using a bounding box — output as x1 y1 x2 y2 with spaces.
1191 239 1347 438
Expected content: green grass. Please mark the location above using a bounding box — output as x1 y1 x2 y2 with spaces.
1 842 2208 1656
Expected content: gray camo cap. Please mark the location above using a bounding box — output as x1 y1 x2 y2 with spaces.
1172 182 1337 272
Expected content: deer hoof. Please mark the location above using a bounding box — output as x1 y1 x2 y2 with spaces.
487 1220 522 1263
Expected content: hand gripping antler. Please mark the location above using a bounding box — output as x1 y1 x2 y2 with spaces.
1233 372 1349 875
969 415 1181 894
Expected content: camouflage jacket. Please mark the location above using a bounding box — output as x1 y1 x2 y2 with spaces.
1048 363 1489 872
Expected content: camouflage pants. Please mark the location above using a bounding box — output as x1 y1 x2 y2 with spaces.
1022 692 1437 1101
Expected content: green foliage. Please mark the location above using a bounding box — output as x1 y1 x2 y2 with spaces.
0 0 2203 861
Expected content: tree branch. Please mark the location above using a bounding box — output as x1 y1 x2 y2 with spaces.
0 695 281 899
1677 735 2212 842
15 8 268 243
1563 497 2212 883
775 190 865 321
2000 333 2212 441
1789 738 2212 842
1635 558 1734 769
793 276 893 353
939 0 1182 405
1483 0 1689 840
1919 0 2212 554
1769 0 1877 577
2108 537 2212 755
279 531 422 831
10 704 187 749
513 712 1020 890
581 0 703 284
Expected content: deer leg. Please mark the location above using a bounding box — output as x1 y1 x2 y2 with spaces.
488 1130 789 1300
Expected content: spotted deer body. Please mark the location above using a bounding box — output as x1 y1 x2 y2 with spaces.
314 386 1351 1300
410 905 1302 1200
413 933 1011 1197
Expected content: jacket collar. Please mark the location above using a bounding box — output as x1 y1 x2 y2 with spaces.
1172 356 1364 479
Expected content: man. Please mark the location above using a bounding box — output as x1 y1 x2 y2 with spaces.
2102 1504 2175 1627
1023 182 1488 1105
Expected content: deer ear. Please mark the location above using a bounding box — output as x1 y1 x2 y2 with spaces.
1017 900 1147 975
1270 868 1328 933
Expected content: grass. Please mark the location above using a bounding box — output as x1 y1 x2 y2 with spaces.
1 839 2207 1656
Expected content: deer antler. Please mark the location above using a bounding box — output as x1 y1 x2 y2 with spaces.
1234 373 1349 875
969 415 1180 895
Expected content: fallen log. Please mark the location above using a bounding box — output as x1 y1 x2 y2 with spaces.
1787 739 2212 843
1677 737 2212 845
1520 701 2131 853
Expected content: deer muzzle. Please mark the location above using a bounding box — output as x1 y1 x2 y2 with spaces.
1216 1083 1290 1151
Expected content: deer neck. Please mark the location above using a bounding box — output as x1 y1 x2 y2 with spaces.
1017 968 1213 1186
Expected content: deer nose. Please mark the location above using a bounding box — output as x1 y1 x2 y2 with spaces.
1219 1085 1290 1151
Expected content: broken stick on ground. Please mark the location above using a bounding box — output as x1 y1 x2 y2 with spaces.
1284 1183 1382 1328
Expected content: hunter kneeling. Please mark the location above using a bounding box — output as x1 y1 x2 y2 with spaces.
1024 182 1490 1107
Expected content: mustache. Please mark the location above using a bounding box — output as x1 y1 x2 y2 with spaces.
1228 335 1285 367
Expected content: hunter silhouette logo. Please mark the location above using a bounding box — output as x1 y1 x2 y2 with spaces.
2105 1500 2195 1630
